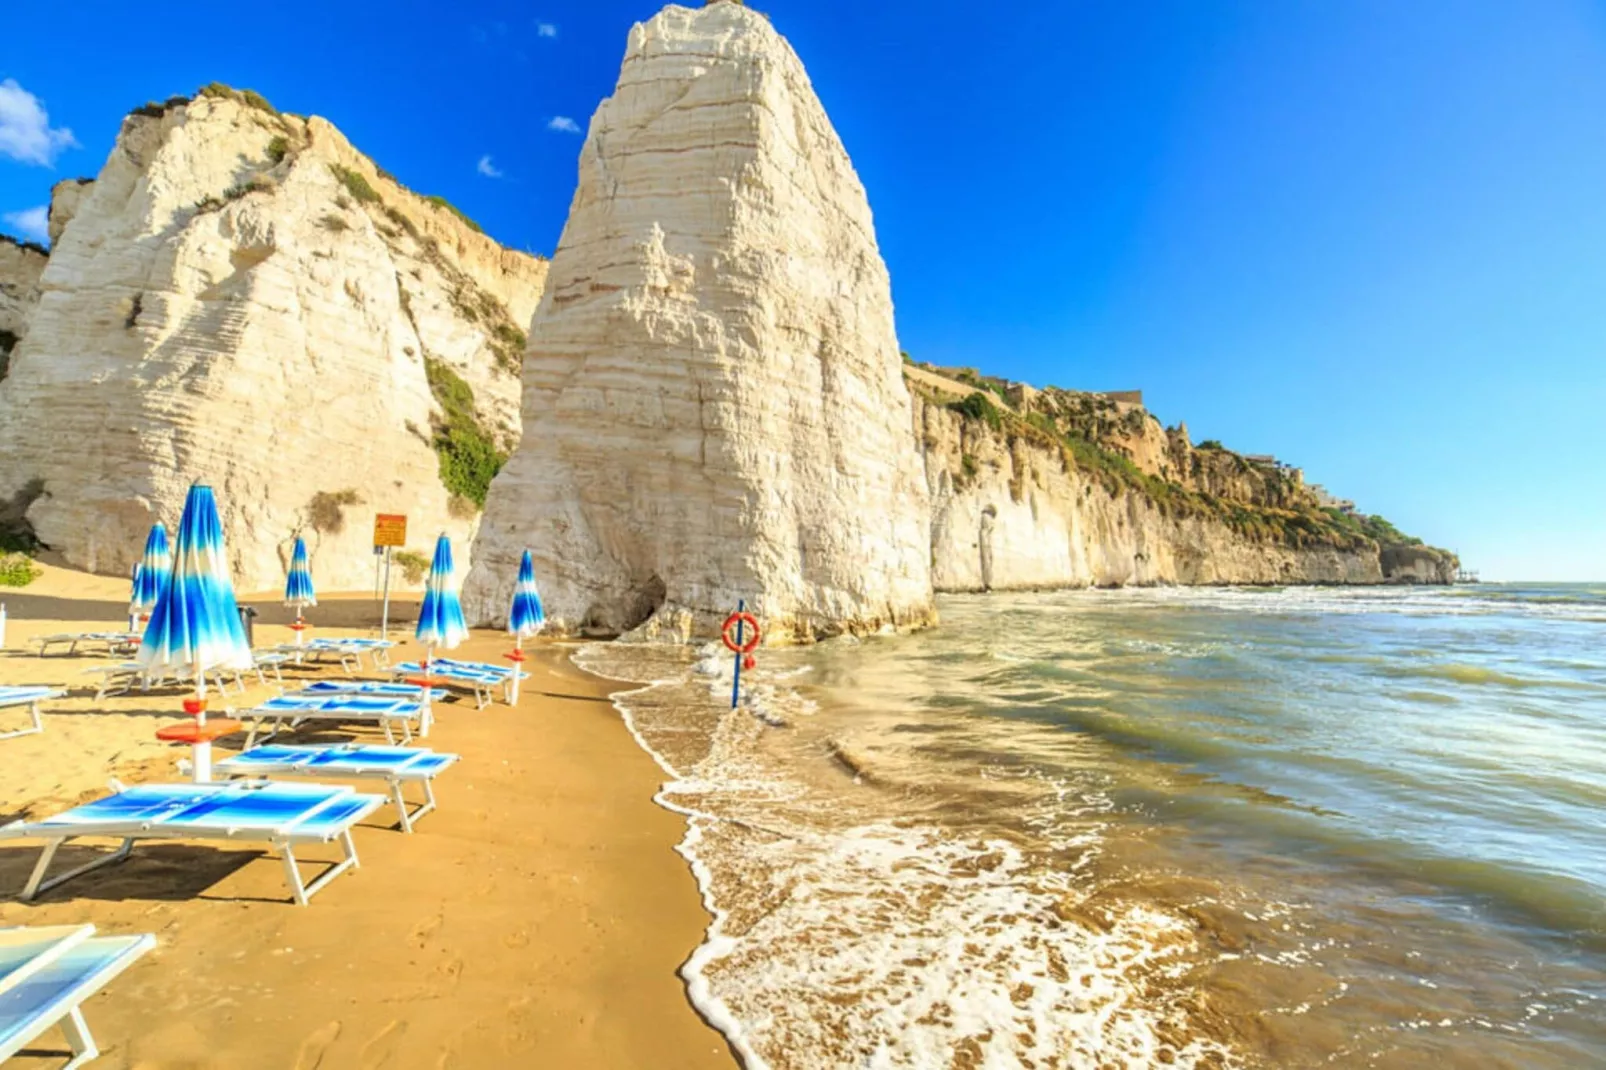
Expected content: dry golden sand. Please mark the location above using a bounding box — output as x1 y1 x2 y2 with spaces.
0 563 734 1068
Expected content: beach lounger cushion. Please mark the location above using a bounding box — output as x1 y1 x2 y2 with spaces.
0 782 386 905
0 929 155 1067
215 744 460 832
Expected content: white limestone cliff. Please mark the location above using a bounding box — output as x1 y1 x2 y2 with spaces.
464 2 934 640
0 89 546 590
0 237 47 364
914 393 1456 588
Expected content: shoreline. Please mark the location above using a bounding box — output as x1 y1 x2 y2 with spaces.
0 563 733 1068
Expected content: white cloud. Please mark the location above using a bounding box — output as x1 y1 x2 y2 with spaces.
477 154 503 179
2 205 49 243
548 116 581 134
0 80 77 167
536 21 558 37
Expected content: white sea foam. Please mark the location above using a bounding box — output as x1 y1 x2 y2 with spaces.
574 641 1233 1069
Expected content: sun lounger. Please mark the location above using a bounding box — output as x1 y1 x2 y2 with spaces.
388 658 527 710
241 694 427 749
294 681 448 702
0 687 63 741
276 638 394 674
31 632 140 658
0 924 155 1069
82 662 230 702
216 744 459 833
0 781 385 906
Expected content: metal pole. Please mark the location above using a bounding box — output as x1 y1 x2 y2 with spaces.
730 598 744 709
380 547 393 641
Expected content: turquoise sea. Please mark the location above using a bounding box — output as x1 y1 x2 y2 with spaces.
581 583 1606 1068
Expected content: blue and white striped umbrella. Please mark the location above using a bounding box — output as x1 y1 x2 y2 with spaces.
508 549 545 639
284 537 317 609
137 485 252 676
129 522 171 615
415 533 468 652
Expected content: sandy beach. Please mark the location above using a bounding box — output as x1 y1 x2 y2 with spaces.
0 563 733 1069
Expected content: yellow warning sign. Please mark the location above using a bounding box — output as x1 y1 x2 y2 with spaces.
373 514 408 548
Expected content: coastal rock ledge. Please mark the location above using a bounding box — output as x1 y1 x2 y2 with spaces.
464 3 935 641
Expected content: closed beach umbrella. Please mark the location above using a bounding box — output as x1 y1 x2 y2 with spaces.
139 484 251 782
128 522 171 628
415 534 468 736
505 549 545 702
284 536 317 646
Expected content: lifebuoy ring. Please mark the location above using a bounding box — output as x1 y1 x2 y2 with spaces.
721 611 761 655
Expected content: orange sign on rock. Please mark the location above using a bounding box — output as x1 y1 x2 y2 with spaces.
373 513 408 548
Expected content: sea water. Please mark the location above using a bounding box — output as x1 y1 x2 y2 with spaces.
577 584 1606 1068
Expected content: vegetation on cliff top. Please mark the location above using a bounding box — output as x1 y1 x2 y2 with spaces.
924 376 1431 555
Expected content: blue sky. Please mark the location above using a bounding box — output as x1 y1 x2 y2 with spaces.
3 1 1603 580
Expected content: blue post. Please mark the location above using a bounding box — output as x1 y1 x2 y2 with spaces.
731 598 745 709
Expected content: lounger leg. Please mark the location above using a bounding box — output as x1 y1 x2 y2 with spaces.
59 1005 100 1070
22 838 135 901
389 779 413 833
281 831 361 905
382 721 396 745
0 700 43 741
280 844 309 906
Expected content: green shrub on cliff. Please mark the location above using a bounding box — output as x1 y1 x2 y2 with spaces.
424 358 505 507
329 164 380 205
949 392 1003 432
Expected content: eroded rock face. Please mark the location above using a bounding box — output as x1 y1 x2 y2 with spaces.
48 178 94 245
914 394 1442 589
0 237 47 369
0 93 546 589
464 2 934 639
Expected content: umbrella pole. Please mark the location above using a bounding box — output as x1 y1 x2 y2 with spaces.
193 664 211 784
421 642 434 738
510 636 523 705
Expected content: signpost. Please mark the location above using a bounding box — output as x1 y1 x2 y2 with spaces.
373 514 407 640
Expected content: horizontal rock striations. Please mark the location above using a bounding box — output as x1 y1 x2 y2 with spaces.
0 87 547 589
464 2 934 640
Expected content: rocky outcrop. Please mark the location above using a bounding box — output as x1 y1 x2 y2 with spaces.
0 237 47 371
48 178 94 245
916 394 1455 588
463 2 934 640
0 88 547 589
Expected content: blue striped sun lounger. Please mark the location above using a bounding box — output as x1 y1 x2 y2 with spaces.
295 681 449 702
216 744 460 833
0 686 63 741
0 924 155 1069
277 638 395 674
0 782 385 906
389 658 527 710
242 695 427 749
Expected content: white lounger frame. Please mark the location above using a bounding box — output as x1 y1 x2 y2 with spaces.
0 689 61 741
6 786 383 906
242 704 421 749
218 750 459 833
30 633 139 658
0 926 155 1070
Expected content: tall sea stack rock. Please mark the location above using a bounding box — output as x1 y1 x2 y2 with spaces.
464 3 934 640
0 88 546 589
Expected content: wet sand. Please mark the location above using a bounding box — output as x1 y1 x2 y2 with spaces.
0 564 733 1068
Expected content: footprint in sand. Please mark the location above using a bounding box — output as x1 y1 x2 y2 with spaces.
411 912 443 948
359 1019 408 1068
293 1021 342 1070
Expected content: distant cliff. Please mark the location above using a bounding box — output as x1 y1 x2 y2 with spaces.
0 84 547 589
908 364 1458 589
